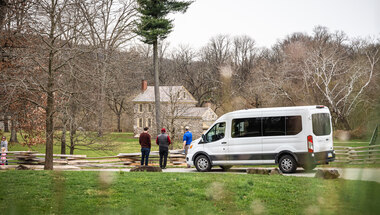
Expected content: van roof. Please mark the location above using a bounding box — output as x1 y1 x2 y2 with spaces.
230 105 327 114
217 105 329 121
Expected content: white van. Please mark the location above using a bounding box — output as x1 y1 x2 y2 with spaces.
186 105 335 173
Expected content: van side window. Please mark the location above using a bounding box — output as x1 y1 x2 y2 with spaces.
286 116 302 135
263 117 285 136
232 118 261 138
205 122 226 142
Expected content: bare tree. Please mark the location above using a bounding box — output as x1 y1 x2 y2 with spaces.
77 0 137 136
303 28 379 130
160 86 192 141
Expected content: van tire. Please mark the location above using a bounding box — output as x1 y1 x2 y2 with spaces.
279 155 297 173
195 155 212 172
220 165 232 171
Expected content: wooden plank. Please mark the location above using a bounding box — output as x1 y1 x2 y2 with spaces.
168 154 186 158
68 159 122 164
347 153 380 158
349 150 380 153
347 157 380 161
34 153 86 158
335 149 349 151
81 156 119 160
350 145 380 150
4 151 38 154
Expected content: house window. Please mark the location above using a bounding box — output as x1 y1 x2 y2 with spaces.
183 92 186 99
139 104 143 112
147 118 152 127
138 118 143 128
148 104 153 112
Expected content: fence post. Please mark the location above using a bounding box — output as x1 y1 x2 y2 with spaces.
347 147 353 164
369 124 378 146
369 125 378 163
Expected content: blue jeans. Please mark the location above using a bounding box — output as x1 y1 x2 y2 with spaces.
141 148 150 166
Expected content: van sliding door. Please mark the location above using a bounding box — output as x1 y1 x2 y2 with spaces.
228 117 263 164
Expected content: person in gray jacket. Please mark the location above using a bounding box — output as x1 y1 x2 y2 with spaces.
156 128 171 169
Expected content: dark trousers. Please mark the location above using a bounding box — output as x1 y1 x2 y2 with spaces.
141 148 150 166
159 147 169 168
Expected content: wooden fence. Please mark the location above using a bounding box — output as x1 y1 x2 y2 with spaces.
3 145 379 168
334 145 380 164
0 150 186 168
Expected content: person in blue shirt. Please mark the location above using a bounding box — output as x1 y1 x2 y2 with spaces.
182 126 192 156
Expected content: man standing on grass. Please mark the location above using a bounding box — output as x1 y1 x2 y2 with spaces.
139 127 151 166
183 126 192 156
156 128 171 169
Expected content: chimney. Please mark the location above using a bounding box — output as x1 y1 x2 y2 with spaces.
203 102 212 108
141 80 147 91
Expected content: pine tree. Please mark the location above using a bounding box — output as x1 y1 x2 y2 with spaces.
135 0 192 135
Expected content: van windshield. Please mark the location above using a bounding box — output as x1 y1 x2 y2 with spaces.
312 113 331 136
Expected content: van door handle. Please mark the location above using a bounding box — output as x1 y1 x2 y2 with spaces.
221 142 227 144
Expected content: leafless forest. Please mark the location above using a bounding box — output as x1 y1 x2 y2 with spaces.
1 0 379 152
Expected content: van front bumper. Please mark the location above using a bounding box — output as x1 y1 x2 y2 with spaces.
297 150 335 165
186 154 193 166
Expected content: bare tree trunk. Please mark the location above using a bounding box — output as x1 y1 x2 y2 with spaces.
10 118 18 143
44 41 55 170
97 68 106 137
69 129 75 155
340 117 351 131
117 113 121 132
61 125 66 155
153 40 161 135
45 89 54 170
255 94 260 108
0 0 7 29
3 116 9 132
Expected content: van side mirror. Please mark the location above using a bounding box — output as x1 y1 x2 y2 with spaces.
201 134 206 143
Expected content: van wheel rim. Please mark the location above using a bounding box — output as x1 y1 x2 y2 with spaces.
197 158 209 170
281 158 292 171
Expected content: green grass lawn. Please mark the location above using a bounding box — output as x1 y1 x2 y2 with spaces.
0 171 379 215
3 131 379 168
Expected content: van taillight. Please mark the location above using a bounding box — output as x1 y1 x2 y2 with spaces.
307 135 314 153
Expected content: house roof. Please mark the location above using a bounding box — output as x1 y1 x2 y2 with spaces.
177 107 217 120
132 86 197 103
179 107 208 118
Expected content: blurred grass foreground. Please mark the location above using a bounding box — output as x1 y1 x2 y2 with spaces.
0 171 379 215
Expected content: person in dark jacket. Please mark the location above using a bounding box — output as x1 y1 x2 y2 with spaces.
139 127 151 166
156 128 171 169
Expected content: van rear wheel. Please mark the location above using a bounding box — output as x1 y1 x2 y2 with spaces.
279 155 297 173
195 155 212 172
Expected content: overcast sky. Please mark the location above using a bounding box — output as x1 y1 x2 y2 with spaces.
167 0 380 49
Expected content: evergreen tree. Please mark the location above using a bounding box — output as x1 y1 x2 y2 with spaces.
135 0 192 134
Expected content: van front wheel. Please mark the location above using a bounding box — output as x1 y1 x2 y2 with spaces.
195 155 212 172
279 155 297 173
